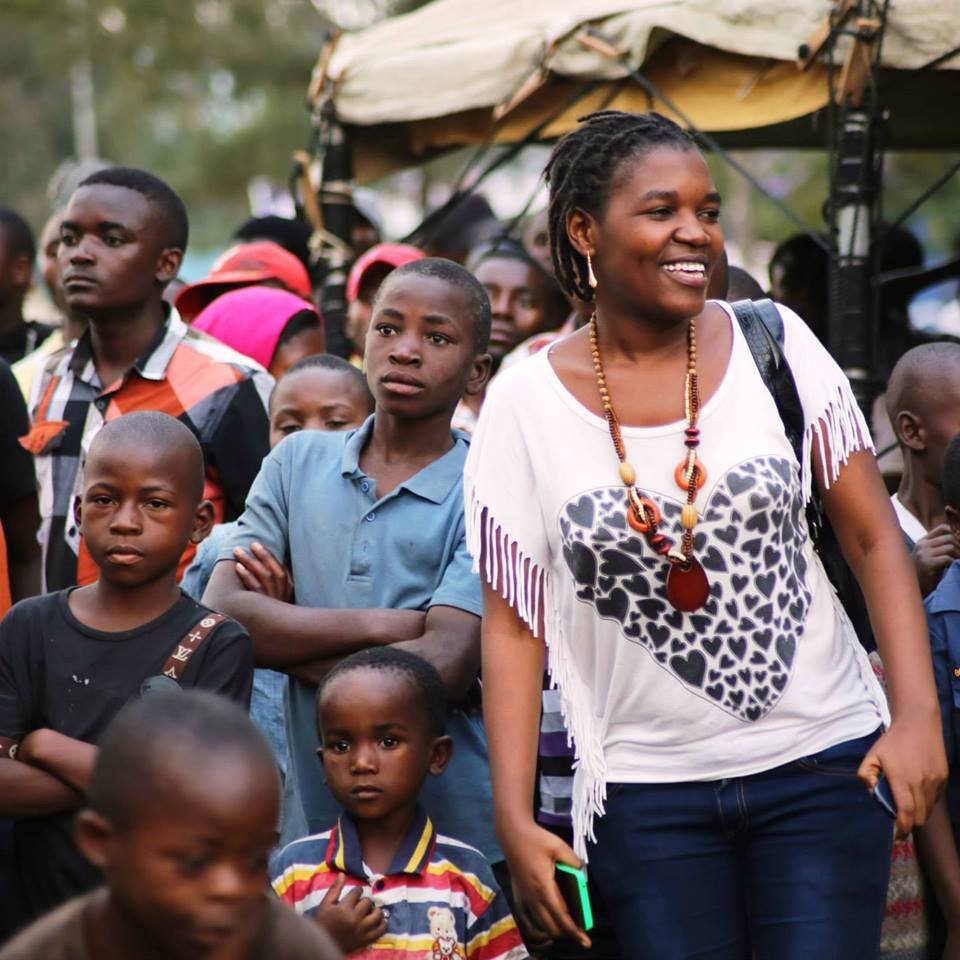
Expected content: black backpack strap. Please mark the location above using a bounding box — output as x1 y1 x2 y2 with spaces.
730 299 805 469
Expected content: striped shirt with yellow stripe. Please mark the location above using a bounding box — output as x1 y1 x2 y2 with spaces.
272 807 527 959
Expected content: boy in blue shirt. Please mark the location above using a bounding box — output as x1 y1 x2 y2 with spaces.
926 433 960 837
921 432 960 946
204 258 497 862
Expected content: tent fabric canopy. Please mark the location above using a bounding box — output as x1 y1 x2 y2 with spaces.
310 0 960 181
315 0 957 124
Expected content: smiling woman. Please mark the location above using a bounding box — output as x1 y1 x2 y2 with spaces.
466 110 946 959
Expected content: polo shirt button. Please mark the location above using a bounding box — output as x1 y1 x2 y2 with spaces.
361 481 370 493
365 513 375 522
95 399 107 411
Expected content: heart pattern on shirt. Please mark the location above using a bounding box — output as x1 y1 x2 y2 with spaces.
558 457 812 722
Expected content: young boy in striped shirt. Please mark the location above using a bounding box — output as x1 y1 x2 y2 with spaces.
272 648 527 960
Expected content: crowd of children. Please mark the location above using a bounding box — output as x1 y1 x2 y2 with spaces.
1 111 960 959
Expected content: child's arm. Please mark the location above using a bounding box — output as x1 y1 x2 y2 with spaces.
389 522 481 700
289 606 482 700
393 605 480 702
915 795 960 953
15 728 98 794
203 559 426 667
820 448 946 836
0 758 83 817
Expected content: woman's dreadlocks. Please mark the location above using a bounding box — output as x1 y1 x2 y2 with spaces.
544 111 696 303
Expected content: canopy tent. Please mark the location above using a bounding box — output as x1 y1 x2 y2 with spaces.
308 0 960 182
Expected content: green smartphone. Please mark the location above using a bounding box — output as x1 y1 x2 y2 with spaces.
555 863 594 932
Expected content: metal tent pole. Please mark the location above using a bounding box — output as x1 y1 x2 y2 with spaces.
824 0 889 414
315 112 354 360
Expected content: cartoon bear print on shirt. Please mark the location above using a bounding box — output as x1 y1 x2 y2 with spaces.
428 905 465 960
559 456 812 722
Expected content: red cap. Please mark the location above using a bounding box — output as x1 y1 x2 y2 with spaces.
175 241 311 321
346 243 425 303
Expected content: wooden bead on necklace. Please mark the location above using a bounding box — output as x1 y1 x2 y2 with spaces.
589 312 710 613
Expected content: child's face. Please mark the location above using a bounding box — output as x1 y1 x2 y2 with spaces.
77 440 211 587
269 368 371 448
86 750 279 959
318 668 451 822
268 325 326 380
473 256 559 359
364 274 490 418
58 185 181 316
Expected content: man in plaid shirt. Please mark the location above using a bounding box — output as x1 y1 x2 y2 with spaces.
22 168 273 591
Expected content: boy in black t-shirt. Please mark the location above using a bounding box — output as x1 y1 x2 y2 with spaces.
0 691 340 960
0 411 253 922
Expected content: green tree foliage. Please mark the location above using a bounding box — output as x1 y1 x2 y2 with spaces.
1 0 327 248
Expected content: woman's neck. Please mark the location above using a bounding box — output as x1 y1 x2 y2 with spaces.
592 295 693 362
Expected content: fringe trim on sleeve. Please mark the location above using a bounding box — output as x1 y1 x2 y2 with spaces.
467 497 607 861
801 382 875 504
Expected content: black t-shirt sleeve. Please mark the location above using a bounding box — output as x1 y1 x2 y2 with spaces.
206 377 271 521
0 603 37 743
182 617 254 708
0 359 36 508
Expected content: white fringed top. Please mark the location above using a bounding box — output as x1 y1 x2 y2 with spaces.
464 301 887 859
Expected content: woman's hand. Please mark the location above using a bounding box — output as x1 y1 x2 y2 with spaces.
945 928 960 960
501 819 591 950
858 712 946 838
233 542 292 602
510 877 554 953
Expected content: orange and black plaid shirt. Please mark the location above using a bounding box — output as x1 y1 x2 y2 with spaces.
23 310 273 592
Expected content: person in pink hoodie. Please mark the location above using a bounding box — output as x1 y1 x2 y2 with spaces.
191 286 325 380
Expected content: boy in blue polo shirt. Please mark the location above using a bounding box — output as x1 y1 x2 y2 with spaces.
925 434 960 842
204 258 497 863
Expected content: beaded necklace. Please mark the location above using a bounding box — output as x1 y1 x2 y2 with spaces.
589 312 710 612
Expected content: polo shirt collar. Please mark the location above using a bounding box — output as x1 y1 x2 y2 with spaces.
927 559 960 615
68 305 187 386
340 415 468 505
326 806 436 879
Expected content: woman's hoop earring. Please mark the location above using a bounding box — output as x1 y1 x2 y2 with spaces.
587 253 598 290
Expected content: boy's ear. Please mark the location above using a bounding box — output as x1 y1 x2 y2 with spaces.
73 495 83 534
946 505 960 540
190 499 216 545
74 810 115 871
155 247 184 288
315 746 329 784
463 353 492 398
896 410 925 453
428 735 454 776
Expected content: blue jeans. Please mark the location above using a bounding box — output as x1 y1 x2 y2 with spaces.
587 730 893 960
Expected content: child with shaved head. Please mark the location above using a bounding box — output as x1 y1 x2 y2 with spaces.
0 690 341 960
0 411 253 923
887 343 960 594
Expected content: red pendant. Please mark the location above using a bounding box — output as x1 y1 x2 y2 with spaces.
666 557 710 612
